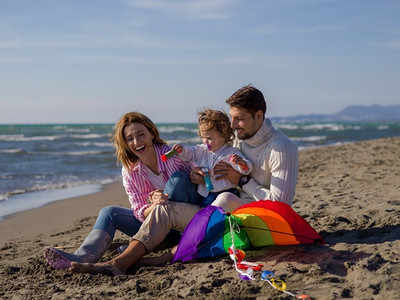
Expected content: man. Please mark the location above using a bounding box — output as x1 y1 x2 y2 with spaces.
209 84 298 211
71 85 298 275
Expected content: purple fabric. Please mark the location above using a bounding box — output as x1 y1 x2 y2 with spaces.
172 205 224 263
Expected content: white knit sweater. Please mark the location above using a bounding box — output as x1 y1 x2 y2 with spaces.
235 118 298 206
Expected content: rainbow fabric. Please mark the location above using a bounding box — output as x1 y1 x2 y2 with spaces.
172 200 323 263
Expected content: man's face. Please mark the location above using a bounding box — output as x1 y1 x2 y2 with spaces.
229 107 262 140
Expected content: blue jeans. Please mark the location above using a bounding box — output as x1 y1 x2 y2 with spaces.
163 171 240 207
93 206 142 239
163 171 202 205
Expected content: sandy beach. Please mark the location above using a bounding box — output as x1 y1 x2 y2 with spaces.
1 137 399 299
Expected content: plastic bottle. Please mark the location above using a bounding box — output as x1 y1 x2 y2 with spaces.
202 168 214 191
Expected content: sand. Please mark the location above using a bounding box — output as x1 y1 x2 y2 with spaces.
0 137 399 300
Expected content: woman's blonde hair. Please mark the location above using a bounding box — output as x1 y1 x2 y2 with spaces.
110 112 166 170
197 108 234 145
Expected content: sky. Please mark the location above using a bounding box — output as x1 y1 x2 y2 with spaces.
0 0 399 124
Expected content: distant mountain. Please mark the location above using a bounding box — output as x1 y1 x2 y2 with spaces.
271 104 400 123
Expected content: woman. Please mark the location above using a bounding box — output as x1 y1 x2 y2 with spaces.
43 112 195 269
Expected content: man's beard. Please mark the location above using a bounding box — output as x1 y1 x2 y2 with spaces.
237 130 256 140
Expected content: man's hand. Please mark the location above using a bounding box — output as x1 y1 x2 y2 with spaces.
213 161 242 185
190 167 205 185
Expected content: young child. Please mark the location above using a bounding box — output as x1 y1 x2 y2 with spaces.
167 109 253 207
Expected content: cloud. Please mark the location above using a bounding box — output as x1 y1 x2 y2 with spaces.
0 53 252 65
248 22 348 36
383 41 400 50
122 0 236 21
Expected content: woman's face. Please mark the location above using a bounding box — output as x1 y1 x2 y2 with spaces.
199 125 226 152
123 122 155 159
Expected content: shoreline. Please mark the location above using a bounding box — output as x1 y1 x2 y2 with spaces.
0 181 127 243
0 183 105 222
1 136 399 299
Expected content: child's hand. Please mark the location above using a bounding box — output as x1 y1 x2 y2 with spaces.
172 144 183 154
229 154 248 171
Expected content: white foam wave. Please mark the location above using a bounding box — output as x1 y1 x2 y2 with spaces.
292 136 328 142
76 142 113 147
298 123 366 131
276 124 299 130
166 137 201 145
69 133 111 139
0 134 60 142
57 127 91 133
0 148 23 154
299 123 345 131
298 141 347 151
377 125 389 130
158 126 197 133
94 142 113 147
57 150 109 156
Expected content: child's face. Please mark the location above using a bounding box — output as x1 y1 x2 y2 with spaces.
199 125 226 152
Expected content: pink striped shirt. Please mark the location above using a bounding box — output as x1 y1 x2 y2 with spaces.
122 144 194 222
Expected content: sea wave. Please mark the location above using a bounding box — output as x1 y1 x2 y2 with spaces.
25 150 113 156
292 136 328 142
76 142 113 147
0 176 120 202
166 137 202 145
60 150 112 156
0 134 60 142
68 133 112 139
53 126 91 133
297 141 347 151
0 148 23 154
275 124 299 130
299 123 345 131
158 126 198 134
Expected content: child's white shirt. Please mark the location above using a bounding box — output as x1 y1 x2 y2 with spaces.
178 144 253 197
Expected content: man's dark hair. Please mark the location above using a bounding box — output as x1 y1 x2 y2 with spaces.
225 84 266 117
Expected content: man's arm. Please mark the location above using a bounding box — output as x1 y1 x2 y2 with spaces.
214 141 298 206
242 141 298 206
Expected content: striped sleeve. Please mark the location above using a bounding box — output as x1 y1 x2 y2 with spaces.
122 166 152 222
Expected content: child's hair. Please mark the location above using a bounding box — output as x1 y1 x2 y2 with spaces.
197 108 234 145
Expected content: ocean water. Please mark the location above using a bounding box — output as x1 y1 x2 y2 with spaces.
1 121 399 220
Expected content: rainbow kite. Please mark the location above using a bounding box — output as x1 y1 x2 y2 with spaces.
172 200 323 263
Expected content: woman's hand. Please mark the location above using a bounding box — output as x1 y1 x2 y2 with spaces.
213 161 242 185
144 190 168 218
190 167 205 185
149 189 168 205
